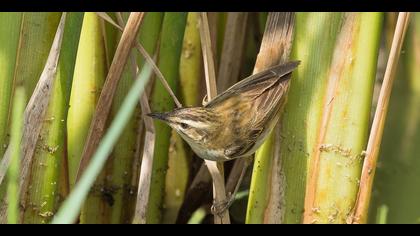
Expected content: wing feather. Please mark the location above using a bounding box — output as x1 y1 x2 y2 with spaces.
205 60 300 108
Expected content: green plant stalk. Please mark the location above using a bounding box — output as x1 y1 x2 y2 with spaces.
128 12 164 222
162 12 200 224
162 132 190 224
52 62 153 224
0 12 61 208
0 12 22 160
109 133 138 223
246 13 343 224
103 13 119 68
147 12 187 224
15 12 62 97
67 12 106 187
104 12 163 224
7 87 25 224
369 13 420 224
22 13 83 224
79 12 120 224
77 12 125 224
408 14 420 94
307 13 382 224
66 13 107 223
187 207 207 224
136 12 164 67
375 205 389 224
279 13 343 224
179 12 202 107
246 131 274 223
82 12 163 224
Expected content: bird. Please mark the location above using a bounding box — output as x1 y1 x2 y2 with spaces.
148 60 300 162
148 60 300 215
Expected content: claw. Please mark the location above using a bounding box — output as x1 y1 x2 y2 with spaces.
211 193 235 216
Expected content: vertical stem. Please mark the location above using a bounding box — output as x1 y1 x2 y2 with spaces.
131 12 164 224
0 13 63 222
303 13 383 224
199 13 218 100
67 12 107 223
23 13 83 223
217 12 248 92
246 12 295 224
95 12 138 224
75 12 144 182
199 12 230 224
0 13 22 159
7 87 25 224
352 12 411 224
162 12 202 224
369 14 420 223
268 13 343 224
15 13 62 96
179 12 202 107
147 12 187 223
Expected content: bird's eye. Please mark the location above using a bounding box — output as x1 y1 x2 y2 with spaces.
180 122 189 129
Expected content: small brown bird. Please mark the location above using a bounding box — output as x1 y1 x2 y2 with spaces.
148 61 300 162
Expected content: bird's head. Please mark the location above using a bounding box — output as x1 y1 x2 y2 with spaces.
147 107 220 144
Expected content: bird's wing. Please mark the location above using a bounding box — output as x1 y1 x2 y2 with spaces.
205 60 300 109
224 128 263 159
252 73 290 129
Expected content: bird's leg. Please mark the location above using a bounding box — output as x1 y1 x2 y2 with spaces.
211 157 252 216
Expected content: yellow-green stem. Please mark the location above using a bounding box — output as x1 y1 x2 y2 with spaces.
7 87 25 224
67 12 107 223
15 13 61 97
246 13 344 224
147 12 187 224
23 13 83 223
162 12 201 224
0 12 61 215
304 13 382 224
369 13 420 224
0 13 22 159
104 12 163 224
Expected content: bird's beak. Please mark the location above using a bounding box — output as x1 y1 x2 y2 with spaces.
147 112 168 122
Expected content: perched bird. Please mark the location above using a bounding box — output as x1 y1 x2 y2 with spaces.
148 60 300 162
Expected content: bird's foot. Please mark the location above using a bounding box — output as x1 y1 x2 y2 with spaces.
211 192 235 216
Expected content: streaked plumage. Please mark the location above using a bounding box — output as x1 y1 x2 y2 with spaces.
148 61 300 161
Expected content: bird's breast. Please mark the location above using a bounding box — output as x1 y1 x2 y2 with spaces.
188 141 230 161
